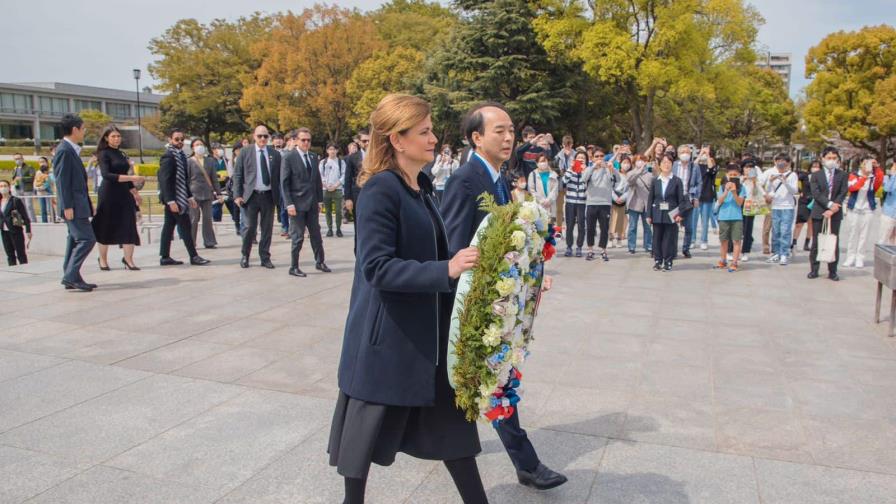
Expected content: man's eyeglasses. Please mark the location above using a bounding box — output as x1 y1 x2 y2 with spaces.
298 138 311 143
256 134 270 139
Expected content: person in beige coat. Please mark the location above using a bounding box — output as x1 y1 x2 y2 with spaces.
527 153 559 224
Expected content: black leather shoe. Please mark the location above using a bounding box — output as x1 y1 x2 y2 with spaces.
326 229 334 237
204 245 217 249
682 250 692 259
807 271 819 279
517 463 568 490
336 230 343 238
190 256 210 266
316 262 332 273
62 280 93 292
289 267 307 278
653 261 662 271
160 257 183 266
829 273 840 282
261 260 275 269
240 256 249 268
663 262 673 271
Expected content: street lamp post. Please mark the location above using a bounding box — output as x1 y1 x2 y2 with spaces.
133 68 144 164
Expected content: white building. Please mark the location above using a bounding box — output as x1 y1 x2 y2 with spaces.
757 52 792 93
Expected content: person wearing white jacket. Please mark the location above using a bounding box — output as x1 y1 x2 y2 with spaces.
763 153 799 265
431 146 459 201
528 153 559 223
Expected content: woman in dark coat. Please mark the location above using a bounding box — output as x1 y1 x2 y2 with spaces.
0 179 31 265
647 152 687 271
328 94 487 504
91 126 145 270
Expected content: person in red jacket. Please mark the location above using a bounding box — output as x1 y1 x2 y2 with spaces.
844 157 884 268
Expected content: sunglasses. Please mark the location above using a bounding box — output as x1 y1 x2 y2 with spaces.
298 138 311 142
256 134 270 139
171 137 184 142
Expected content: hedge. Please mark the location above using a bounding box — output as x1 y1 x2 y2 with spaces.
0 160 40 171
134 164 160 177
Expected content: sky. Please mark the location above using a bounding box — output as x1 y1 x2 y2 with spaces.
0 0 892 98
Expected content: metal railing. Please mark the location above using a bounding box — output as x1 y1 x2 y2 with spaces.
13 191 230 225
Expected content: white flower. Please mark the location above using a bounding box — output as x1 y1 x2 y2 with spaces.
511 230 527 250
519 205 538 223
483 324 503 346
517 253 531 273
511 348 526 367
506 302 519 317
495 278 516 297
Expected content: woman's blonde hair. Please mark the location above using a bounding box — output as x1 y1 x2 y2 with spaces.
357 93 432 188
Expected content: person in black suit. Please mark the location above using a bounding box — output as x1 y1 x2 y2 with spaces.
342 128 369 219
441 102 567 491
647 152 687 271
158 128 210 267
329 94 486 504
808 146 849 281
234 125 282 269
281 127 330 277
0 179 31 265
53 114 97 292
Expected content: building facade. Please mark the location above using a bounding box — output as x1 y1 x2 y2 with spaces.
756 52 792 94
0 82 162 146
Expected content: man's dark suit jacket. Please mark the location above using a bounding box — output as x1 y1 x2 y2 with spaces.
281 149 323 212
809 167 848 220
440 153 512 257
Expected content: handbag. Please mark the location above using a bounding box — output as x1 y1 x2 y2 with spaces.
816 217 838 263
10 209 24 228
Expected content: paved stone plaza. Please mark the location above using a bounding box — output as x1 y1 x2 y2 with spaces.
1 220 895 503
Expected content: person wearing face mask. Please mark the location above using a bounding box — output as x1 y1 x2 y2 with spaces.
561 150 589 257
33 157 54 223
647 153 686 271
672 145 702 258
432 145 459 202
733 160 766 263
608 154 630 248
844 157 884 268
91 126 146 271
187 139 222 250
0 179 31 265
696 146 718 250
625 154 654 254
527 153 559 223
763 153 799 266
582 151 619 261
808 146 849 280
879 160 896 245
11 153 36 222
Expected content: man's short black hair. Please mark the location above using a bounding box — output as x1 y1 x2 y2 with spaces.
726 162 742 173
271 133 283 140
461 102 510 149
12 152 22 157
357 128 370 137
774 152 791 162
821 146 840 160
167 127 184 138
59 113 83 137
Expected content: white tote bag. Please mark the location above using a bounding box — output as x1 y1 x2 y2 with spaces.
817 217 838 263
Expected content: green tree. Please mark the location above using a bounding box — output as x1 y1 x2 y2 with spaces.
148 14 271 145
535 0 762 148
79 109 113 144
722 67 797 154
431 0 579 131
371 0 458 53
804 25 896 163
346 48 426 129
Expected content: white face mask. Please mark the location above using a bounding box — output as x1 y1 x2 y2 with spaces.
823 159 839 170
621 164 631 171
14 159 23 166
635 160 646 169
537 161 549 171
194 145 207 157
0 187 9 195
679 153 691 163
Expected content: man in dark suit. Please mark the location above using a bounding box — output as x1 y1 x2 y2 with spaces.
441 102 567 491
281 127 330 277
808 145 849 281
672 144 703 258
234 125 282 269
52 113 96 292
158 128 210 267
342 128 369 219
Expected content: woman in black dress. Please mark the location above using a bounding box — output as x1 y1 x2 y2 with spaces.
91 126 145 270
0 179 32 265
328 94 487 504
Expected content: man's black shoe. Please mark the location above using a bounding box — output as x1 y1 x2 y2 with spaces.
682 250 692 259
62 280 93 292
336 230 343 238
240 256 250 268
807 271 819 279
663 262 673 271
204 245 217 249
190 256 210 266
316 262 332 273
829 273 840 281
289 267 307 278
261 260 275 269
160 257 183 266
326 229 334 237
516 463 568 490
653 261 662 271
